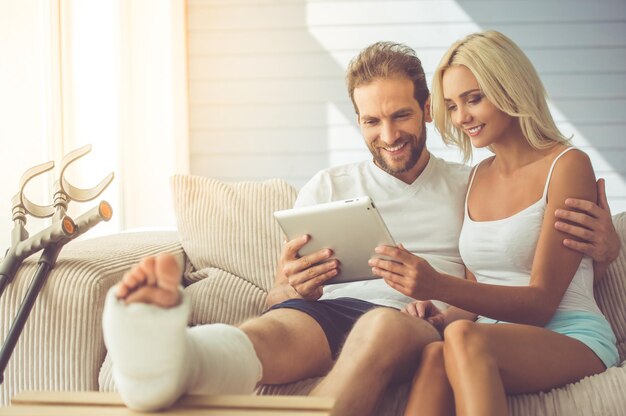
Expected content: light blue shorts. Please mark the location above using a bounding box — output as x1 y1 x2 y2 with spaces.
476 310 619 369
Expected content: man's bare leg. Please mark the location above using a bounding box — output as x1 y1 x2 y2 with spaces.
311 308 441 416
104 253 333 410
240 310 333 384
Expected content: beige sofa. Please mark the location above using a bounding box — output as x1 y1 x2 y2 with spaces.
1 175 625 415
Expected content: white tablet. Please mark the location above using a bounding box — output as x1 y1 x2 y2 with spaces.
273 196 396 284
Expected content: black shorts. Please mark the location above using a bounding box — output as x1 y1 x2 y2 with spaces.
265 297 384 358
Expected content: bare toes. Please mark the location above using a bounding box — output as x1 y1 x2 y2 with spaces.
155 254 182 290
124 286 180 308
117 268 143 299
137 256 158 287
116 254 182 307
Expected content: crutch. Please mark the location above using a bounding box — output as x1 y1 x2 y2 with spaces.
0 145 113 384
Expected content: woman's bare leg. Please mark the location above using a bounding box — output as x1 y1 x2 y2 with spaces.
443 320 605 416
403 341 455 416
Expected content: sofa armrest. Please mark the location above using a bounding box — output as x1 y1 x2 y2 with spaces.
0 231 183 406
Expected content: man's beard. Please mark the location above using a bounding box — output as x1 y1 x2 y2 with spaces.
369 127 426 176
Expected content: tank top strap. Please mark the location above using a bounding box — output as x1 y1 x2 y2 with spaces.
464 159 488 211
541 147 577 201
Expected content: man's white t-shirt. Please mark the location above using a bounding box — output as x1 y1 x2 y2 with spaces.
295 153 470 309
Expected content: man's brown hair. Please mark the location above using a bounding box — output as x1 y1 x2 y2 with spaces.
346 41 429 114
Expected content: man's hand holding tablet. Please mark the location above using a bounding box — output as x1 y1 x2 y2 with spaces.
273 197 397 290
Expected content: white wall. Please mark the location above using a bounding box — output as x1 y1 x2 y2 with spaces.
0 0 59 249
60 0 189 233
118 0 190 230
187 0 626 212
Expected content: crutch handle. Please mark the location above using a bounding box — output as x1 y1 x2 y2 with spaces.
72 201 113 238
14 216 76 259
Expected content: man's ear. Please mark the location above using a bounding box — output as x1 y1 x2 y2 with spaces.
424 96 433 123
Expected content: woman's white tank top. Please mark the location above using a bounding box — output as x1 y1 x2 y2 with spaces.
458 147 602 315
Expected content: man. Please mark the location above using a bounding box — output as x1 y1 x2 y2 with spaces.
103 42 620 416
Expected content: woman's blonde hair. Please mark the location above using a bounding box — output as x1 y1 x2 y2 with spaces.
431 31 570 162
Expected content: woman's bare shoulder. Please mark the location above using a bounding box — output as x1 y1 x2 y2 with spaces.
548 147 595 202
551 147 592 173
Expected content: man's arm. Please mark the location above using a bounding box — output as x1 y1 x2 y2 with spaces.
554 179 620 283
265 234 339 308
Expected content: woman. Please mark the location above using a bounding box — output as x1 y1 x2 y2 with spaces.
367 31 619 416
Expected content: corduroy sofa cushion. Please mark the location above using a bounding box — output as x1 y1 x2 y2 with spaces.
170 175 297 292
594 211 626 361
185 267 267 327
98 177 626 416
